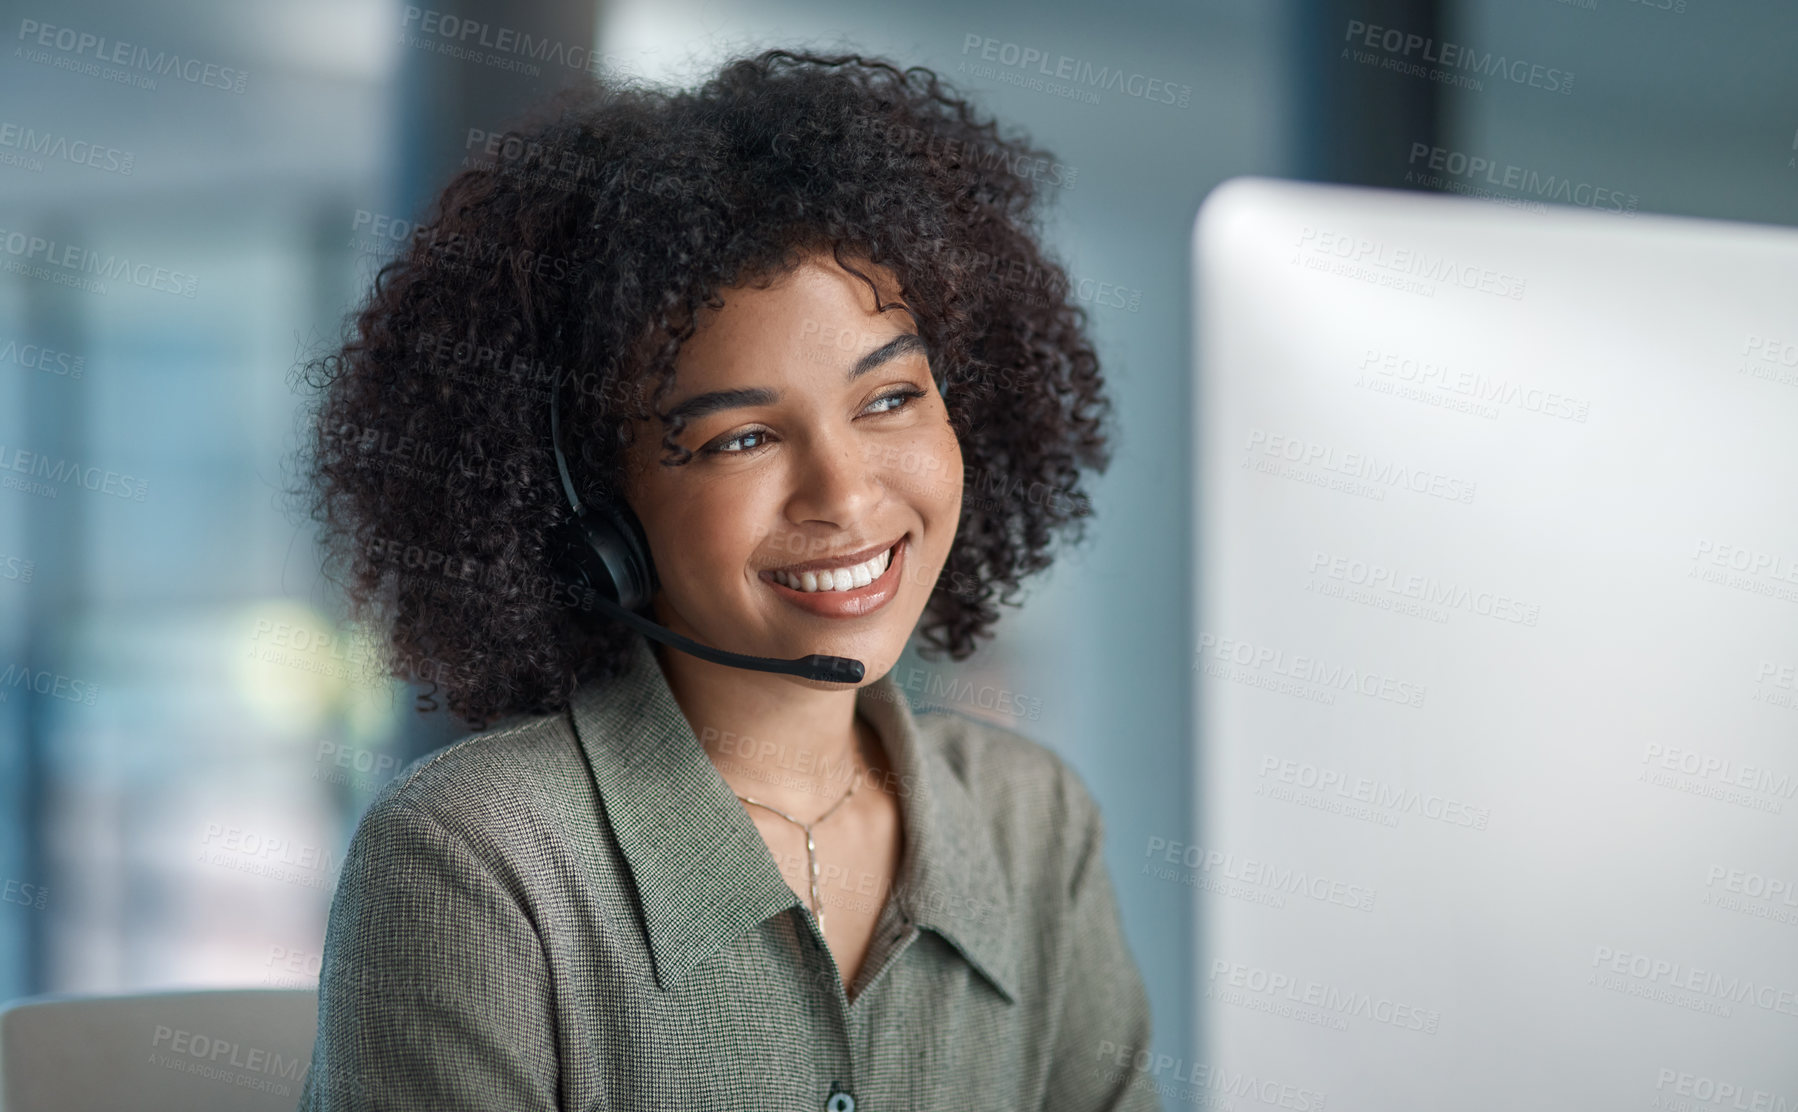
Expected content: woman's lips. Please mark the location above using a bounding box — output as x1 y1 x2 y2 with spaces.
763 537 906 618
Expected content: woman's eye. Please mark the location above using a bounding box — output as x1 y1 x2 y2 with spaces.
865 386 927 415
707 429 770 455
704 387 926 455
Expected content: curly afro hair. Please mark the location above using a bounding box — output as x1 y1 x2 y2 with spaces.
296 48 1114 728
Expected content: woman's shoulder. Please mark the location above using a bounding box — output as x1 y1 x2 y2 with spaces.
356 706 597 849
913 700 1057 773
909 704 1107 872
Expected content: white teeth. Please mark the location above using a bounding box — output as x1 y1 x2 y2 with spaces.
773 545 894 593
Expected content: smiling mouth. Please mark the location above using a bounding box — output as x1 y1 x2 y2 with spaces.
767 541 898 593
762 536 904 592
760 537 908 618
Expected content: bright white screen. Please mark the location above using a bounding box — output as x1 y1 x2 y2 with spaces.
1191 176 1798 1110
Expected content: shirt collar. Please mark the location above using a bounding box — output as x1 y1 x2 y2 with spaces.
569 636 1018 1003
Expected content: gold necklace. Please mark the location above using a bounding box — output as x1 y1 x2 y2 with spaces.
735 770 858 933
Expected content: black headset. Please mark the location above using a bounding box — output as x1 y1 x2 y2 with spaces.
547 374 867 684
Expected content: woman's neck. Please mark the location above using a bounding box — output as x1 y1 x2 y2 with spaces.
653 642 871 817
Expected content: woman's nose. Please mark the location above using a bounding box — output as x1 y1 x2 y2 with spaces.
784 429 883 527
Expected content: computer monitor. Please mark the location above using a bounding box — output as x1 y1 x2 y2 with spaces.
1190 176 1798 1109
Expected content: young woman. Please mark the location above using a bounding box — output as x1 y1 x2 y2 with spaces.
297 48 1156 1111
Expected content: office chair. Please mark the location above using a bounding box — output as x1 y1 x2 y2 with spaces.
0 988 317 1112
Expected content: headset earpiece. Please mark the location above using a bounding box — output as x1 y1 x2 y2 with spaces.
555 499 658 614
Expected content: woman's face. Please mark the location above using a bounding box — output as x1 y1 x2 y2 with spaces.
621 252 964 687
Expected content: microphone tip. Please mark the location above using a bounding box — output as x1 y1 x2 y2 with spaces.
803 655 865 684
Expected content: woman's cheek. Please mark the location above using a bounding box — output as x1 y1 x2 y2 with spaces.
928 431 963 519
866 438 952 505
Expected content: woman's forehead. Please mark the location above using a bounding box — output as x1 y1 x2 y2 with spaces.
677 259 916 377
701 254 905 325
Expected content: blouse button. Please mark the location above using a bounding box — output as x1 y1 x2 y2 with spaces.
826 1092 855 1112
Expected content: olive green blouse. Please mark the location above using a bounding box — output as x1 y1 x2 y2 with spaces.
297 636 1160 1111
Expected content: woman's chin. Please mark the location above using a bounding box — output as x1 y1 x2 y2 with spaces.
770 633 902 688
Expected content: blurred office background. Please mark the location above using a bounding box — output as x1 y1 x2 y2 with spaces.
1 0 1794 1097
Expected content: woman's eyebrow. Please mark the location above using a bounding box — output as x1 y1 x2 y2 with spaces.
665 332 928 422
